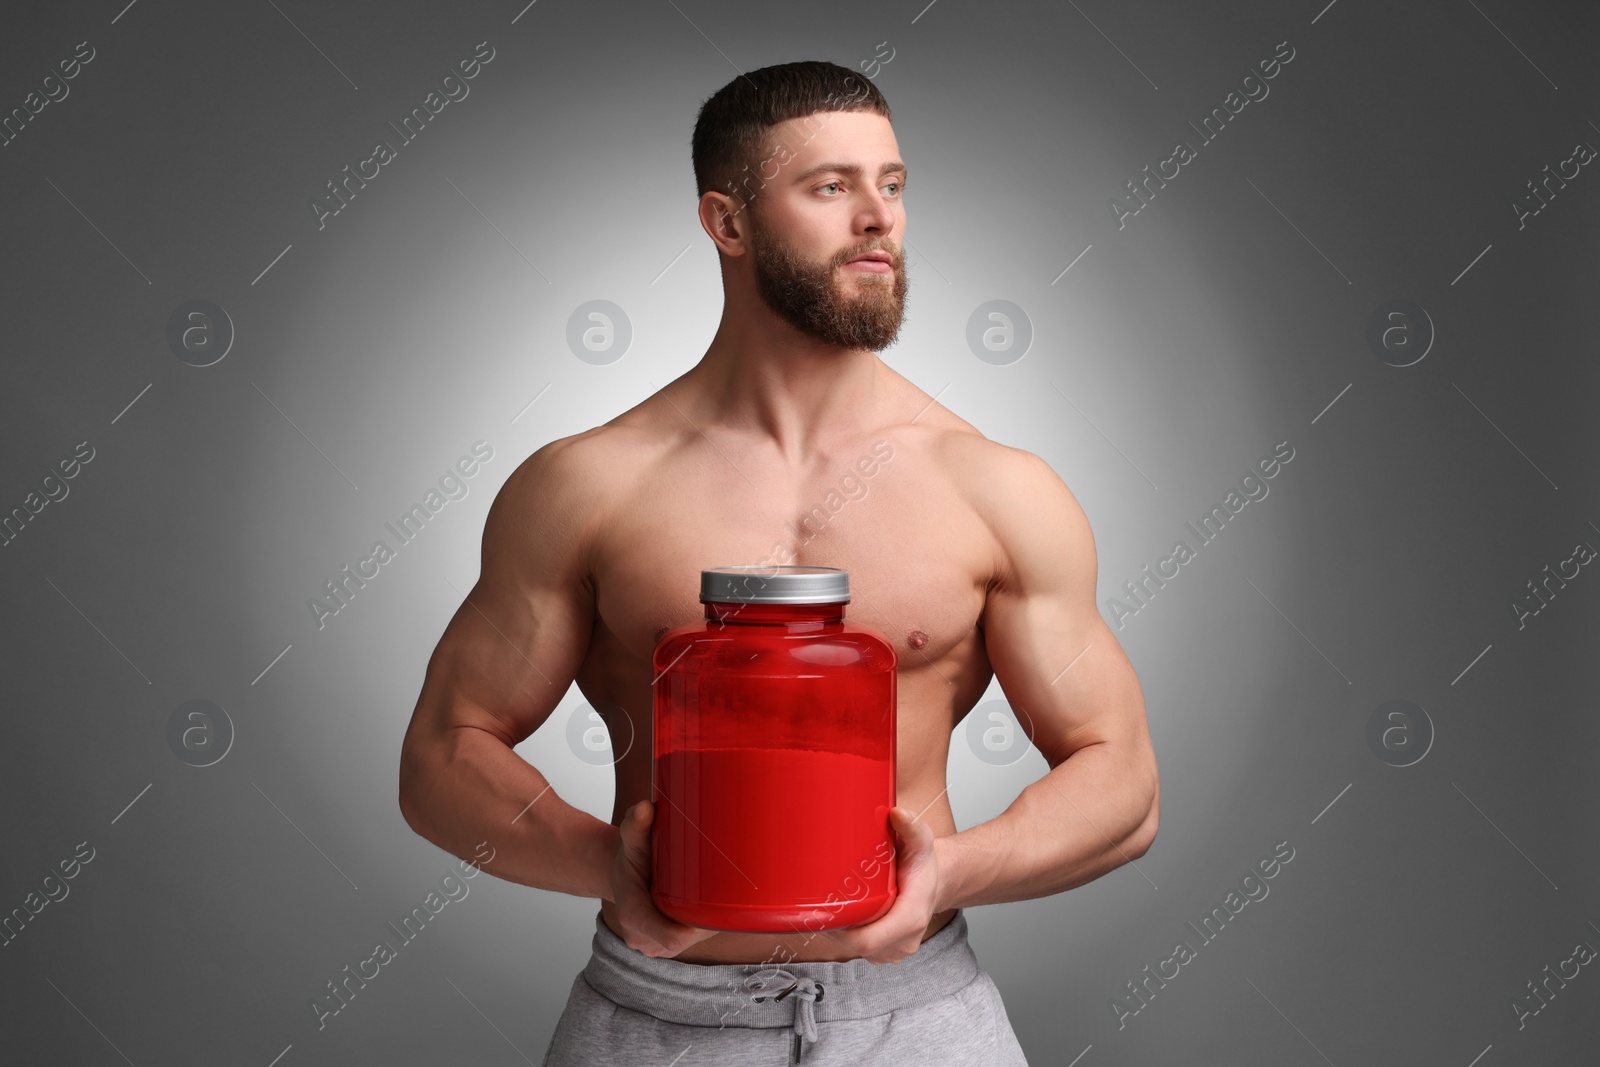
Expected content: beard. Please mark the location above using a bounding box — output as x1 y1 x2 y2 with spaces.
747 215 908 352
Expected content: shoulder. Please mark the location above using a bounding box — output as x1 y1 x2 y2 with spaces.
880 371 1070 514
484 422 666 580
902 401 1078 525
926 430 1096 599
877 370 1095 592
492 428 610 520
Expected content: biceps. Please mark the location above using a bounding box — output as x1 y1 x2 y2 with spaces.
984 575 1097 689
984 589 1140 765
413 574 594 747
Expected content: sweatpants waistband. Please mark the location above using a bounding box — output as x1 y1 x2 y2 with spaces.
582 909 979 1030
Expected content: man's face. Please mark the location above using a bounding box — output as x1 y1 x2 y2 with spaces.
741 110 908 351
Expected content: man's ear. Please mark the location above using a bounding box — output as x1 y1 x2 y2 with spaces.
698 192 750 257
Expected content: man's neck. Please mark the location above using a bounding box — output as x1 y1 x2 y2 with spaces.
684 331 887 468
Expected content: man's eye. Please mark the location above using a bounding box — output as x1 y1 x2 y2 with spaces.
818 180 904 196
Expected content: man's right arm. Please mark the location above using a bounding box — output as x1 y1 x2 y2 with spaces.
397 436 616 900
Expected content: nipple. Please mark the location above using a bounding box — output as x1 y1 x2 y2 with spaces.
907 629 929 650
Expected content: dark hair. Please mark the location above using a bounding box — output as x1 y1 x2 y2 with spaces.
691 60 892 212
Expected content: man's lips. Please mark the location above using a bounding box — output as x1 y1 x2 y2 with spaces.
845 251 895 272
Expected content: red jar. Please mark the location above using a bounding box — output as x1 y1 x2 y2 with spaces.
651 565 898 933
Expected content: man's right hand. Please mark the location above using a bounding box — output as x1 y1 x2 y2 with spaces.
610 800 720 959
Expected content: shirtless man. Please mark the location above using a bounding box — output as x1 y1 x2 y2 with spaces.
399 60 1157 1065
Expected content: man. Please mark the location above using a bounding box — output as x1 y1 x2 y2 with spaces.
398 59 1158 1065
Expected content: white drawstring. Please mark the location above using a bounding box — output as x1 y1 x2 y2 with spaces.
742 968 825 1062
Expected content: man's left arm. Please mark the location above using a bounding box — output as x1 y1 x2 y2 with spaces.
935 446 1159 910
822 445 1157 963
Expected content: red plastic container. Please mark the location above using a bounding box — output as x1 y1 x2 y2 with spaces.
651 565 898 933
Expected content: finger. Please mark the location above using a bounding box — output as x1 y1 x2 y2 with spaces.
624 799 652 836
620 802 654 866
623 905 697 957
891 810 936 875
891 806 933 848
639 915 715 958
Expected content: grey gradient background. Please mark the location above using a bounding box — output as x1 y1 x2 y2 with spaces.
2 0 1597 1064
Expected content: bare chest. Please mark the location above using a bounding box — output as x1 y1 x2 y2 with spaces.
587 438 996 671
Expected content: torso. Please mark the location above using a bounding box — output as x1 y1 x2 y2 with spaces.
572 362 1007 963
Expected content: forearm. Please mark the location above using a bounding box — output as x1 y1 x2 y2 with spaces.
934 740 1157 911
400 726 618 901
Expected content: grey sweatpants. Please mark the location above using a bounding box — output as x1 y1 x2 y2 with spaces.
540 909 1030 1066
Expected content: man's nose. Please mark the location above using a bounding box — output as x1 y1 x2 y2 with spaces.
856 191 897 235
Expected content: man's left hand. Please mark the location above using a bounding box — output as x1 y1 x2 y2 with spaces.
819 806 943 965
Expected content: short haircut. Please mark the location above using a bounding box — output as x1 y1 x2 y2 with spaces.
691 60 892 213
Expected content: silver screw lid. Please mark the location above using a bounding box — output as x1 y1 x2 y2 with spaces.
700 565 850 605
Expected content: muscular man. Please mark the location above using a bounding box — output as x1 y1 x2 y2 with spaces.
399 59 1158 1065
